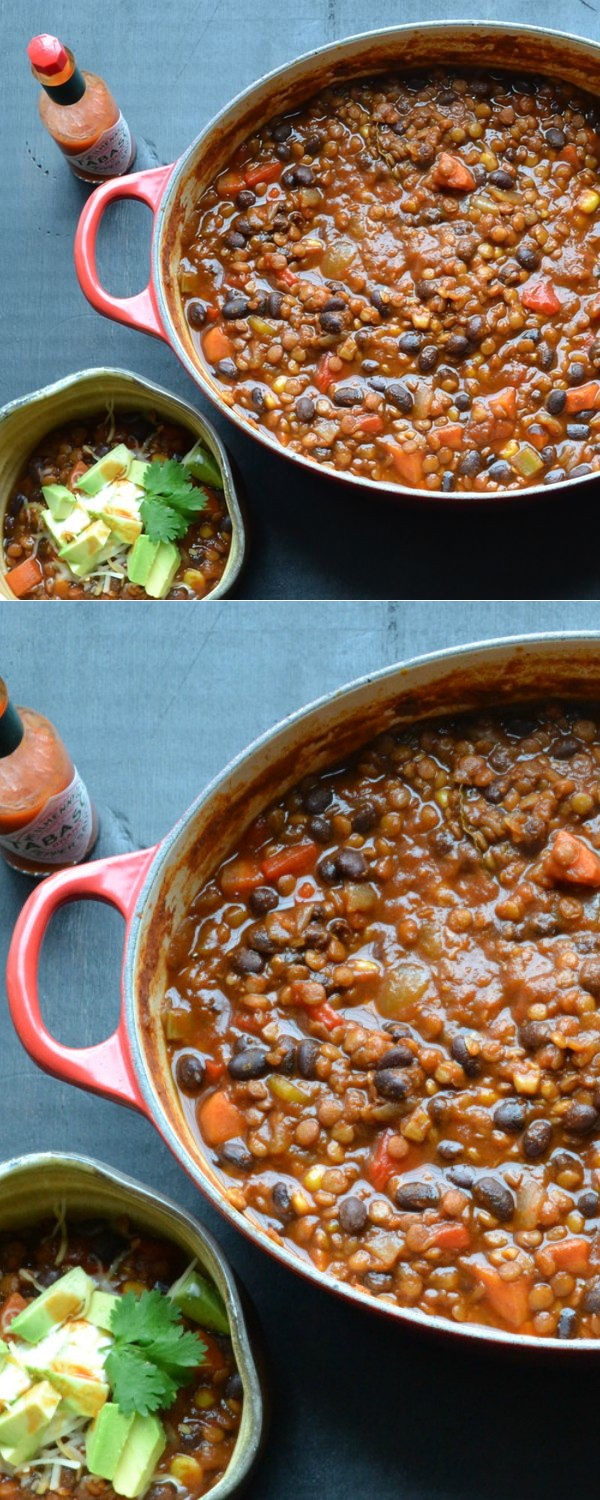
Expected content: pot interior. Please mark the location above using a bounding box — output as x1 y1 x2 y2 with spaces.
132 634 600 1345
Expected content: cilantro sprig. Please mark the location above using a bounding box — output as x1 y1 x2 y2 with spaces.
106 1289 206 1417
139 459 208 545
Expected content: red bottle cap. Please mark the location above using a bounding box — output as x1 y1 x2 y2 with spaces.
27 34 69 77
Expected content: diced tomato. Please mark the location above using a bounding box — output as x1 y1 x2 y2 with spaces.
0 1293 27 1333
217 170 245 198
367 1132 397 1191
564 380 600 414
424 1221 471 1252
560 143 579 168
277 266 299 289
312 1001 342 1030
245 160 283 189
388 444 425 488
430 423 464 451
550 1237 591 1275
262 841 318 882
203 325 234 366
220 856 263 899
520 280 561 316
431 152 476 192
544 829 600 887
206 304 219 322
4 556 43 598
489 386 517 423
298 881 315 899
315 353 336 393
351 413 385 435
470 1262 531 1329
204 1058 226 1084
198 1089 244 1146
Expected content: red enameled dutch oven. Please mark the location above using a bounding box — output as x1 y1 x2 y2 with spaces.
74 21 600 504
7 632 600 1351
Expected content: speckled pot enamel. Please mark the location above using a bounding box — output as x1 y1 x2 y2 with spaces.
0 1152 265 1496
0 368 246 600
7 633 600 1352
75 20 600 506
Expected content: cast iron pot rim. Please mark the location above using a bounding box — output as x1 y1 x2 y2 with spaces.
0 1150 264 1496
123 628 600 1354
151 18 600 507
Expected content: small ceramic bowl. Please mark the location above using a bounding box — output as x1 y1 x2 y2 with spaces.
0 1152 265 1498
0 368 247 600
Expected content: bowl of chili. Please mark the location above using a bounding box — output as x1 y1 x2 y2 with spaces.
0 370 246 599
75 23 600 502
0 1151 265 1498
9 633 600 1352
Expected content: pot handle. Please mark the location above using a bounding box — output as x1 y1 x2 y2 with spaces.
6 847 158 1111
74 164 174 338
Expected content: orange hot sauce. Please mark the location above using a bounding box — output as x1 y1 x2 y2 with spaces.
27 33 135 183
0 679 98 876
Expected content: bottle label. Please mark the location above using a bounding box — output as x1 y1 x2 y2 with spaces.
0 770 94 866
68 112 133 177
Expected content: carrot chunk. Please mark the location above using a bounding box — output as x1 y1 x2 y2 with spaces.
198 1089 244 1146
520 280 561 316
550 1237 590 1275
431 152 476 192
203 325 234 366
489 386 517 423
368 1132 397 1191
430 423 464 451
220 856 263 899
544 829 600 887
424 1222 471 1252
564 380 600 414
352 413 384 435
315 353 336 393
311 1001 343 1031
470 1262 531 1328
245 160 283 189
388 444 425 488
4 556 43 598
262 842 318 882
217 170 245 198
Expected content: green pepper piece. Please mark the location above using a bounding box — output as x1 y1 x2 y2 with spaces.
183 442 224 491
169 1269 229 1335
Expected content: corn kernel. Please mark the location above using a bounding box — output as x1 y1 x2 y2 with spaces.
170 1457 203 1486
577 190 600 213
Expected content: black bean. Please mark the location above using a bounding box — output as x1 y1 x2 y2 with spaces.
376 1044 414 1069
386 382 414 413
545 126 566 149
362 360 380 374
336 848 368 879
473 1176 514 1221
550 1148 583 1182
227 1047 269 1080
375 1067 411 1101
563 1101 599 1134
297 1039 321 1078
516 244 541 270
395 1179 440 1211
522 1119 553 1160
309 815 333 844
450 1033 481 1077
493 1098 526 1132
319 856 340 883
362 1270 393 1292
571 464 593 477
186 300 208 329
176 1053 206 1094
303 922 328 949
215 358 237 378
247 926 276 956
489 168 516 189
370 288 392 317
447 1164 475 1189
232 947 264 976
295 395 315 423
583 1279 600 1313
441 472 455 492
272 119 292 142
249 886 278 916
251 387 266 411
224 230 246 251
236 188 255 209
332 386 364 407
568 361 587 385
88 1227 129 1266
520 1020 551 1049
415 278 441 301
272 1181 293 1216
446 332 470 358
352 801 378 833
418 344 439 373
544 467 566 485
339 1196 368 1234
454 391 471 411
488 460 513 484
398 331 422 354
458 451 482 478
368 376 388 393
265 290 284 319
322 296 345 312
225 1372 244 1401
275 142 292 161
320 311 344 335
578 1190 599 1218
580 957 600 995
498 260 522 288
272 1037 297 1074
234 217 252 240
589 339 600 367
304 131 324 156
567 423 589 441
465 314 485 343
437 1139 464 1162
220 1139 253 1171
303 783 332 814
557 1308 577 1339
537 340 555 370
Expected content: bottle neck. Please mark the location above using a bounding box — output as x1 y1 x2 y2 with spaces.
41 64 86 105
0 695 24 759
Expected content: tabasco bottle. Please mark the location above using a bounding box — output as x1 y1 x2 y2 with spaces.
0 679 98 876
27 33 136 183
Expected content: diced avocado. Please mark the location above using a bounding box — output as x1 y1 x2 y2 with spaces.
169 1268 228 1335
59 519 112 578
0 1341 7 1367
127 535 160 587
26 1319 110 1416
49 1368 108 1418
10 1268 93 1344
97 479 143 545
0 1355 31 1408
145 542 180 600
76 444 134 497
41 483 76 521
183 441 223 490
88 1290 119 1333
19 1324 67 1376
112 1414 166 1499
87 1403 135 1481
0 1380 61 1460
42 500 91 550
128 459 149 488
